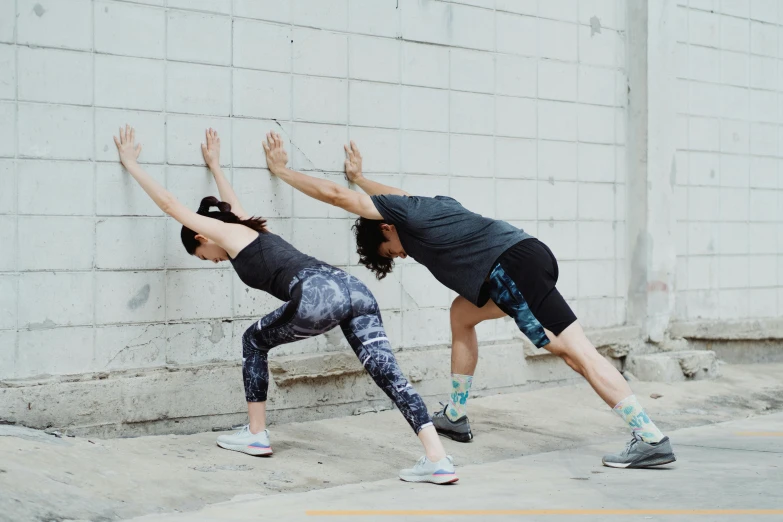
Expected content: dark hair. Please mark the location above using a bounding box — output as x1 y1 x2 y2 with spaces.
352 217 394 280
181 196 268 255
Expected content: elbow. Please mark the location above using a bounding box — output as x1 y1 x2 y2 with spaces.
159 194 177 216
324 184 344 207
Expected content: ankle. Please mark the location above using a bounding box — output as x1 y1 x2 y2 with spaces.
426 451 446 462
248 424 266 435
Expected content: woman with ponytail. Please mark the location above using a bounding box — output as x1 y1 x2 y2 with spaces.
113 126 456 484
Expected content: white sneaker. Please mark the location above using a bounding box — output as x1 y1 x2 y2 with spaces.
216 425 273 456
399 455 458 484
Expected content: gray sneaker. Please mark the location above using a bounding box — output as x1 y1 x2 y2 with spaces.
432 402 473 443
399 455 458 484
602 434 676 468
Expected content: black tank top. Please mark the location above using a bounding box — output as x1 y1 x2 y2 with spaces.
229 232 323 301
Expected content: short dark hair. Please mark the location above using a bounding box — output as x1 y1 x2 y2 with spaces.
352 217 394 279
180 196 267 255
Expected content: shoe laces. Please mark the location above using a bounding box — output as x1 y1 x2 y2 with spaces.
433 401 449 417
623 432 643 454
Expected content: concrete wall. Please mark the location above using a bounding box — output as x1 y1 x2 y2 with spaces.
674 0 783 322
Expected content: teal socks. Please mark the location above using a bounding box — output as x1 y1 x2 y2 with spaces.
445 374 473 421
613 394 665 443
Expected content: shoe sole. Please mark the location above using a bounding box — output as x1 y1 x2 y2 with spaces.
216 441 273 457
435 428 474 443
399 474 459 485
603 454 677 469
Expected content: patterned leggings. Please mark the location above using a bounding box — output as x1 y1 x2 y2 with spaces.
242 265 432 434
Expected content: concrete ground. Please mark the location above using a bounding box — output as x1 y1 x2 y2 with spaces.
1 363 782 522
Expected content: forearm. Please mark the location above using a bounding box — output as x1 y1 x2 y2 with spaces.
275 167 341 205
124 161 177 214
353 176 410 197
209 165 247 217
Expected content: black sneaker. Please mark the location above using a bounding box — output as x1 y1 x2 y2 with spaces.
432 402 473 443
602 434 677 468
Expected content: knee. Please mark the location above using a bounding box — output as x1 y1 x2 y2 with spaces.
242 324 259 357
450 297 478 330
550 338 599 377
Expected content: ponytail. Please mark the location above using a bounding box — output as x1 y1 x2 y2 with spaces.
181 196 268 255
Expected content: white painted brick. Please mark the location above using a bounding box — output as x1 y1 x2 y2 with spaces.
17 0 92 50
401 174 449 197
538 180 577 220
750 56 777 90
401 264 450 311
18 217 93 270
577 221 614 260
496 0 536 15
688 150 720 185
293 76 348 124
292 218 350 266
347 127 400 173
401 131 449 175
719 85 748 120
578 297 618 328
96 163 165 217
688 186 721 221
17 160 93 215
94 1 165 59
96 218 166 270
614 107 625 145
748 288 777 317
538 60 577 102
578 65 616 106
750 156 777 188
293 27 348 78
402 307 450 347
579 25 617 67
539 19 578 62
749 189 778 221
0 216 16 272
578 260 614 298
233 168 293 219
717 222 748 255
349 36 399 83
18 103 93 160
166 114 231 166
496 96 536 138
689 9 720 47
167 320 234 365
553 258 577 298
538 100 577 141
496 12 537 56
0 275 16 330
233 19 291 73
676 41 688 79
748 255 777 287
348 0 399 37
578 143 615 182
750 122 778 155
751 21 777 57
751 0 778 22
167 270 232 321
495 55 536 98
578 183 614 220
450 134 494 178
0 44 15 100
168 0 231 15
676 7 689 44
167 10 231 65
95 109 166 164
293 0 347 30
19 47 92 105
720 0 748 17
578 104 615 144
721 51 749 88
233 0 290 23
496 138 536 179
674 185 688 221
538 0 578 22
496 179 537 220
400 86 448 133
18 272 93 328
579 0 619 30
688 45 720 84
290 122 346 172
675 114 688 150
17 327 94 378
450 91 494 135
749 222 778 253
233 118 290 169
539 140 577 182
750 89 777 124
687 256 718 291
0 160 14 214
166 165 224 214
401 42 449 89
688 120 721 151
96 324 166 370
718 255 749 289
450 49 494 94
719 187 749 221
95 55 165 112
449 2 495 51
0 102 13 158
166 62 231 117
95 271 165 325
349 81 400 129
720 15 750 53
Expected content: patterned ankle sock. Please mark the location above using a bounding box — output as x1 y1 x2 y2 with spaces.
613 394 665 443
446 374 473 421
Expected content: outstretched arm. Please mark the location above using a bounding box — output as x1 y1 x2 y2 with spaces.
202 128 250 219
263 131 384 220
343 141 411 197
114 125 247 255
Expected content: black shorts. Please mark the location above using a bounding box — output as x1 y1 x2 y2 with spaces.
487 238 577 347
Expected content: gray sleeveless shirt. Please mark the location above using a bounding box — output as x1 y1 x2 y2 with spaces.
230 232 323 301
